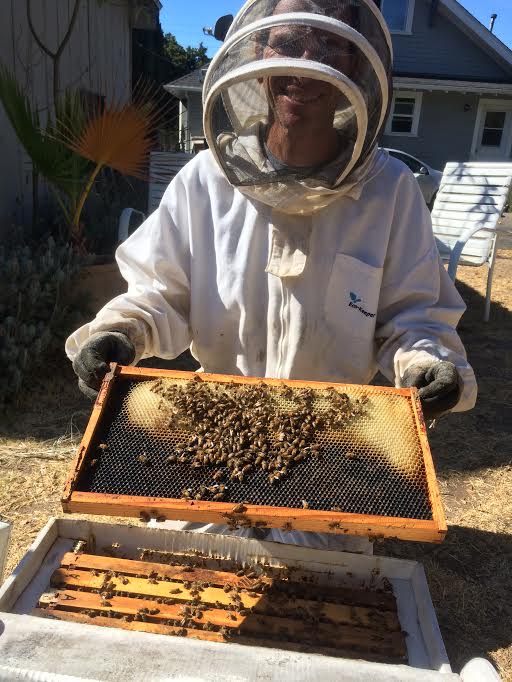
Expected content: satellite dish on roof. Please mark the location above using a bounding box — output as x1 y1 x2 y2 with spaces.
214 14 234 41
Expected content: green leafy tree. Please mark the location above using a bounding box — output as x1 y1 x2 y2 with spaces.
162 33 209 80
132 22 209 86
132 24 209 151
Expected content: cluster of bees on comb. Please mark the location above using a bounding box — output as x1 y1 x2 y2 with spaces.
148 377 369 502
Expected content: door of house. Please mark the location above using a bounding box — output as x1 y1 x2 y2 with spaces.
473 101 512 160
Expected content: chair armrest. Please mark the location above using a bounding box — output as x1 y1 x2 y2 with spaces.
447 223 496 280
118 208 146 244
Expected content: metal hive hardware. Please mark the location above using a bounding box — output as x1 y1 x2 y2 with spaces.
62 365 447 542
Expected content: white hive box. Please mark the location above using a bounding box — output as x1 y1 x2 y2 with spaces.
0 517 456 682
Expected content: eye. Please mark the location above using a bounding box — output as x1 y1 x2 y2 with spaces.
268 37 301 56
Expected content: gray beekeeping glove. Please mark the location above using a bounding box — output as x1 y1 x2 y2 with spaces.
73 331 136 400
402 361 461 419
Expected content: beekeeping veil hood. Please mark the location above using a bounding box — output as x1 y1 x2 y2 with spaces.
203 0 393 215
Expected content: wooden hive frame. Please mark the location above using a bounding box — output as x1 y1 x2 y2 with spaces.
35 549 407 663
62 365 447 542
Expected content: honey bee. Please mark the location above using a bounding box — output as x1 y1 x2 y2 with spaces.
137 453 150 465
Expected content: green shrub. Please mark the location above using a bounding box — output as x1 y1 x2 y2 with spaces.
0 229 82 405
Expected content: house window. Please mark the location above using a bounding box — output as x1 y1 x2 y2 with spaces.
381 0 415 33
385 91 423 136
481 111 506 147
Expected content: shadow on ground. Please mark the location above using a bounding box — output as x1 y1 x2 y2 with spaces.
376 524 512 673
426 272 512 474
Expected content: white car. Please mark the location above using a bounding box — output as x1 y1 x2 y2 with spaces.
383 148 443 209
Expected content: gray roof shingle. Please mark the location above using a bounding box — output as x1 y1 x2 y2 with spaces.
164 64 210 96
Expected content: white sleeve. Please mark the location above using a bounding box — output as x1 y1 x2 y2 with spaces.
375 169 477 413
65 172 192 364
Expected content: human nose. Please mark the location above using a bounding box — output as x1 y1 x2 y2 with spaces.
299 35 323 60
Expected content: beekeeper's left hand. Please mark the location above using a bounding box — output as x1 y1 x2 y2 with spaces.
402 361 461 419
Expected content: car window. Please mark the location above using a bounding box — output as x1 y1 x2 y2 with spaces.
388 150 423 174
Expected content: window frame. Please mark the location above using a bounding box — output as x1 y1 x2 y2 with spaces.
381 0 415 34
385 91 423 137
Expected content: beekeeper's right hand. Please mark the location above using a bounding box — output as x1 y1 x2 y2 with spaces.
73 331 136 400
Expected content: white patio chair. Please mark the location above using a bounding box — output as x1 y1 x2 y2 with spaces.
431 162 512 321
118 151 193 243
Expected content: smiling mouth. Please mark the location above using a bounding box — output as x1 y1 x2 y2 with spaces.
282 91 323 104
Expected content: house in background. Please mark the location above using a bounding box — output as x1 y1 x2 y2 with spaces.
164 66 210 154
166 0 512 170
380 0 512 168
0 0 161 232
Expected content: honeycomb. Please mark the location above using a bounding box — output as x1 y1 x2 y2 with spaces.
76 376 433 521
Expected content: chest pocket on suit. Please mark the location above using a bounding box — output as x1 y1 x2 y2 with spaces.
325 253 383 340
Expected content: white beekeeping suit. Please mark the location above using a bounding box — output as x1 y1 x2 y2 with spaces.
67 0 476 548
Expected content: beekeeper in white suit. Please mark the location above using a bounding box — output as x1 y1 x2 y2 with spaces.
66 0 477 549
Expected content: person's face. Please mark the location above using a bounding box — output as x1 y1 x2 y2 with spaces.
263 1 355 131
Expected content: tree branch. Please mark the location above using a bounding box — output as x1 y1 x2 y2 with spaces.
26 0 56 59
56 0 82 58
26 0 82 109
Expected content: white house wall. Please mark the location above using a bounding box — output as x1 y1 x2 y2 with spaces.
0 0 133 232
186 92 205 147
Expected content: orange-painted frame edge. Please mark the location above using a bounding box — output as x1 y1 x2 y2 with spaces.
62 365 446 543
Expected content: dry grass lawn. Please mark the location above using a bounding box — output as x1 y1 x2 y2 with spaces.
1 243 511 679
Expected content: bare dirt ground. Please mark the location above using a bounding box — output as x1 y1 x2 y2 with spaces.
1 235 511 679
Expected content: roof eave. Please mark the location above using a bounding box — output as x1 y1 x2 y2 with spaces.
164 84 203 97
440 0 512 74
394 76 512 95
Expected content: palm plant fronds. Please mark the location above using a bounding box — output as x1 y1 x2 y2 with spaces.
58 79 172 238
0 63 91 223
60 79 172 181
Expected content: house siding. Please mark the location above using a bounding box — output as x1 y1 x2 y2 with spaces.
381 91 512 169
0 0 133 232
187 92 205 142
392 0 512 82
